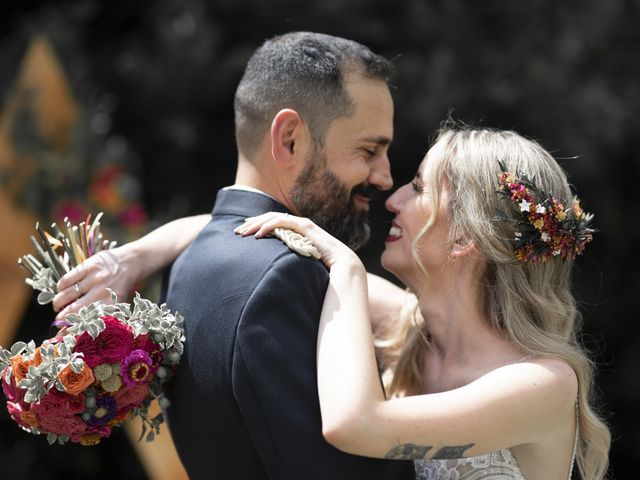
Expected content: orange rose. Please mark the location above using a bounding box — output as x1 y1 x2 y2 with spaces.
57 364 95 396
10 356 31 383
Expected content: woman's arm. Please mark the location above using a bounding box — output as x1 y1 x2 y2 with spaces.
239 212 578 460
52 214 210 322
321 262 577 459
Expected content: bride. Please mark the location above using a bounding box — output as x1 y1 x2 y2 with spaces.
53 126 610 479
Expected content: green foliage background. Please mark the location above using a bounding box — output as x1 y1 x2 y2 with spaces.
1 1 637 478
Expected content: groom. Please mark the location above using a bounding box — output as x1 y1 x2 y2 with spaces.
165 32 414 479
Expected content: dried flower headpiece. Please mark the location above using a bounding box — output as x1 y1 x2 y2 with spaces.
496 161 594 264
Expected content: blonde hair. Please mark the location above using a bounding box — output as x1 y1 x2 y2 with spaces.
380 127 610 479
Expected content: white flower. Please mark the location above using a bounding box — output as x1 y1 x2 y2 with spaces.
536 205 546 214
540 232 550 242
553 250 561 256
519 199 531 212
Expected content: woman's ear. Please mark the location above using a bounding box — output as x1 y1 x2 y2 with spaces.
449 238 477 259
270 109 309 167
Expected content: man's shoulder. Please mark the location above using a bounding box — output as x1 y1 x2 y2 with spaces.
170 224 328 312
266 246 328 277
192 220 327 277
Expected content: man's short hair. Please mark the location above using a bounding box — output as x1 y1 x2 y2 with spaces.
234 32 394 158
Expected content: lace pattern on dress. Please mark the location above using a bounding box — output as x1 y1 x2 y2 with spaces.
414 449 524 480
414 403 579 480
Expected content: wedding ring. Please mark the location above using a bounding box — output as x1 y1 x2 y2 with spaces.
74 282 82 297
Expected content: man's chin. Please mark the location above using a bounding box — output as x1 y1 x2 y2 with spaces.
344 218 370 251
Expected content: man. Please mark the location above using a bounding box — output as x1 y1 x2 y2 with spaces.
54 32 415 479
165 32 413 479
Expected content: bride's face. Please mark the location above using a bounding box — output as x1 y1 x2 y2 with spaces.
381 146 453 287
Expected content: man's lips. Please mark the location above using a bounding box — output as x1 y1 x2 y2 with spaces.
353 194 371 210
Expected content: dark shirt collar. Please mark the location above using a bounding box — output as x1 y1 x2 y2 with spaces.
211 188 290 219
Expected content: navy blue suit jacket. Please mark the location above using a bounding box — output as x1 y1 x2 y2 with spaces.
165 189 415 480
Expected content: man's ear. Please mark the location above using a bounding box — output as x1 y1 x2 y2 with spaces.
270 109 308 167
449 238 477 259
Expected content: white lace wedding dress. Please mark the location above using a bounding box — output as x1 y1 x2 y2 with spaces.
414 425 578 480
414 448 526 479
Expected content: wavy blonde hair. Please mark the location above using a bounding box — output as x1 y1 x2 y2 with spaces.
379 127 610 479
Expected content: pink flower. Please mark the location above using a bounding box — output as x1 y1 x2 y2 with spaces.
133 334 163 367
71 424 112 444
2 368 18 402
89 424 112 437
6 401 33 430
62 389 86 414
32 388 85 418
120 349 154 387
38 414 87 438
113 384 149 414
74 316 133 368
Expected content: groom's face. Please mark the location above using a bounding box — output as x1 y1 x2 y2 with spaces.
290 76 394 250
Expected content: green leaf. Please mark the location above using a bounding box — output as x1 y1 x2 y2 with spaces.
10 341 27 356
37 290 55 305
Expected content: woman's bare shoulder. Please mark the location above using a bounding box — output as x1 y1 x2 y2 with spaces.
481 355 578 412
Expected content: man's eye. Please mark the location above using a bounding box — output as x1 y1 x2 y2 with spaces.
364 149 376 157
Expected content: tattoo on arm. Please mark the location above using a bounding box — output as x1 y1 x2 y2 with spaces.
384 442 475 460
432 443 475 459
385 444 433 459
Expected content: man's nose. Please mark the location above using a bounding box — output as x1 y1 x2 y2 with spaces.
369 154 393 192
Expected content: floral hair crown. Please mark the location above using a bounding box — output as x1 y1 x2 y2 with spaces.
496 161 594 265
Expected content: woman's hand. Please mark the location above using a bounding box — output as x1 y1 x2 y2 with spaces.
235 212 361 269
51 214 211 324
52 244 141 324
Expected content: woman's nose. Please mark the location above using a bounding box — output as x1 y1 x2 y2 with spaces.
385 183 409 213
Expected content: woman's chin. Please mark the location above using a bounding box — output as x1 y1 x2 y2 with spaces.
380 252 402 279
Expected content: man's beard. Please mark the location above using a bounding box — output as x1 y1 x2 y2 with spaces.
291 147 371 251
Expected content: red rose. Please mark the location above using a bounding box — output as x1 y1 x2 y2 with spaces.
113 384 149 414
74 316 133 367
38 414 87 438
32 388 84 418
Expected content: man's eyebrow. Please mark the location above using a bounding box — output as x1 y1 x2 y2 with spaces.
362 136 392 146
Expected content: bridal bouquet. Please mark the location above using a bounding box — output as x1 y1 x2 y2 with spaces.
1 215 184 446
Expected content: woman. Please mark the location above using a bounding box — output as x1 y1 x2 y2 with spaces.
53 127 610 479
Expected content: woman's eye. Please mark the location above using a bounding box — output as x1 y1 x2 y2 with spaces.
411 181 422 193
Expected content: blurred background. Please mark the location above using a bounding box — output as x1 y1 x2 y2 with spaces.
0 0 637 478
